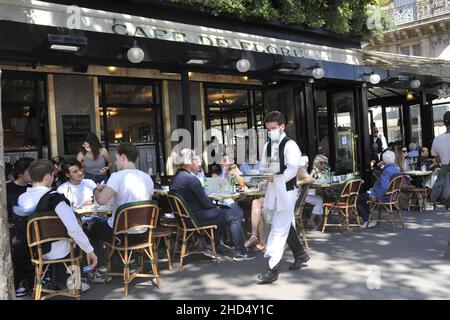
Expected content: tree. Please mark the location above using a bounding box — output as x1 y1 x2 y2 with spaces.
0 69 16 300
167 0 392 40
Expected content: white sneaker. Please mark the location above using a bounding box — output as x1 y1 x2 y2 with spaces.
81 278 90 292
361 221 377 229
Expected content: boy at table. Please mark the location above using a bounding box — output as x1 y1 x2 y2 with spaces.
13 159 97 292
91 143 154 282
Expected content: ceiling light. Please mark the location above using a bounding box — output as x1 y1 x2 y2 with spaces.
107 66 119 74
307 64 324 79
127 40 145 63
236 59 251 73
369 73 381 84
406 91 415 101
410 79 421 89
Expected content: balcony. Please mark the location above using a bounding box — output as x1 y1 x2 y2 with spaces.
384 0 450 27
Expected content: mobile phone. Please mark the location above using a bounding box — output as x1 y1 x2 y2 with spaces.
83 265 93 273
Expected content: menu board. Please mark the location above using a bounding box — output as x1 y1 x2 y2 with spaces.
62 115 91 155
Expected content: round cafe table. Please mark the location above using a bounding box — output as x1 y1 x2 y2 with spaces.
405 170 433 177
74 205 112 217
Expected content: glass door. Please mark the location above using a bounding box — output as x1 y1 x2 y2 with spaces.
331 91 356 174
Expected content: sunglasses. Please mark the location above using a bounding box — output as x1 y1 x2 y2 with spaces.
402 150 408 153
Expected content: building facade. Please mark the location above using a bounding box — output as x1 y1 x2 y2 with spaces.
0 0 448 182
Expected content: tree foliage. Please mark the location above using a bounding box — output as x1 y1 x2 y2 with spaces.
168 0 393 40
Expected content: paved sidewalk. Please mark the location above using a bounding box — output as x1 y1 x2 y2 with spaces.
27 209 450 300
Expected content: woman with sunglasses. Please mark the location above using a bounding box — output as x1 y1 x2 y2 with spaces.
396 146 410 173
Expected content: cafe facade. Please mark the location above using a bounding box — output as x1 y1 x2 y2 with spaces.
1 0 449 182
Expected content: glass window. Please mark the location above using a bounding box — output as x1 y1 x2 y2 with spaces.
412 44 421 56
101 107 156 145
369 106 383 134
207 88 248 107
386 106 403 143
400 46 410 55
104 84 154 105
433 97 450 136
315 90 330 159
410 104 422 146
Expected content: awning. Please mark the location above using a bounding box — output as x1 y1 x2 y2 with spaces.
358 49 450 81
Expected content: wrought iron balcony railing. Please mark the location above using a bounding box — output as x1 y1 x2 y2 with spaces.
383 0 450 27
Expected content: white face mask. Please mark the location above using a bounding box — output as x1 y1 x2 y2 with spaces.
84 146 91 152
268 129 280 141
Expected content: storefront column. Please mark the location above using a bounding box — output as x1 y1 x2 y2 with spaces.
162 80 174 175
180 69 192 135
93 77 101 139
303 81 317 161
355 85 371 182
419 91 434 149
401 98 412 147
47 74 58 157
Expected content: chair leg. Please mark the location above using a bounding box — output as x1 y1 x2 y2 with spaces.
397 203 405 228
210 229 217 259
123 250 130 297
164 236 173 271
388 205 395 232
34 264 43 300
321 207 329 233
148 246 160 288
344 207 350 235
179 231 187 270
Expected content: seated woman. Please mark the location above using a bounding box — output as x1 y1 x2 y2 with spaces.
306 155 328 230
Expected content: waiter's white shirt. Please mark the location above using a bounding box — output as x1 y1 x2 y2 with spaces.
260 132 302 183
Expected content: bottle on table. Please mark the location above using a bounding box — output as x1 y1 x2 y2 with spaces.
230 174 236 193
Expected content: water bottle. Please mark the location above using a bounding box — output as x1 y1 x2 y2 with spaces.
230 174 236 193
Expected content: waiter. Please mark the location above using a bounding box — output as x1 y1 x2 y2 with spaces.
258 111 310 284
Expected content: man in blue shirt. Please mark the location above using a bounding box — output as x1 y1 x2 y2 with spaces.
357 150 400 229
170 149 255 261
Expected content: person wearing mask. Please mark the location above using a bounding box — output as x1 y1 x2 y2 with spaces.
357 150 400 229
77 132 112 184
431 111 450 182
257 111 309 284
14 160 97 294
7 157 34 297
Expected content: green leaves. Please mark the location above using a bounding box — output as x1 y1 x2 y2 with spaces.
167 0 391 38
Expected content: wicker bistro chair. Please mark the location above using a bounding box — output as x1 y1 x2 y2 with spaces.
367 175 405 231
294 183 311 250
27 213 83 300
105 200 172 297
321 179 364 234
166 191 218 270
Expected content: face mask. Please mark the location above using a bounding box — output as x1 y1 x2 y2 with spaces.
84 146 91 152
268 129 280 141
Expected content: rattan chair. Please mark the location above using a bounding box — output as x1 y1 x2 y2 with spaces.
321 179 364 234
166 191 218 270
27 214 82 300
294 183 311 249
105 200 171 297
368 175 405 231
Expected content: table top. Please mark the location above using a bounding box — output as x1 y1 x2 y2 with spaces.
312 181 344 188
405 171 433 176
74 205 112 216
208 192 241 201
154 188 169 195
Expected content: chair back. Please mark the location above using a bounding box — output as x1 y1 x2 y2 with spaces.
27 213 73 261
113 200 159 240
294 183 311 219
385 175 404 203
338 179 364 207
166 191 202 231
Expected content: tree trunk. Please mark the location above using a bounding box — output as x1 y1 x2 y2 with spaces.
0 69 16 299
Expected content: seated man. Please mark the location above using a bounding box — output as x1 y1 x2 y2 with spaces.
357 150 400 229
14 160 97 291
58 159 97 209
91 143 154 282
170 148 255 261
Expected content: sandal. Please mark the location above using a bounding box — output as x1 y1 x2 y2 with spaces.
255 242 265 252
244 234 259 248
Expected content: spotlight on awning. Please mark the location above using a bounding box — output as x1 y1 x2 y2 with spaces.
273 62 300 73
46 34 87 52
186 51 215 64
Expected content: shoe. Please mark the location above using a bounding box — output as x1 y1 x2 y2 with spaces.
257 268 279 284
88 268 112 283
361 221 377 229
244 234 259 248
15 280 28 298
289 253 310 270
233 253 256 262
80 278 90 292
220 240 235 250
216 244 234 254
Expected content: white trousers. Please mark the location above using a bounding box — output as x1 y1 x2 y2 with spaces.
265 189 298 269
306 195 324 215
